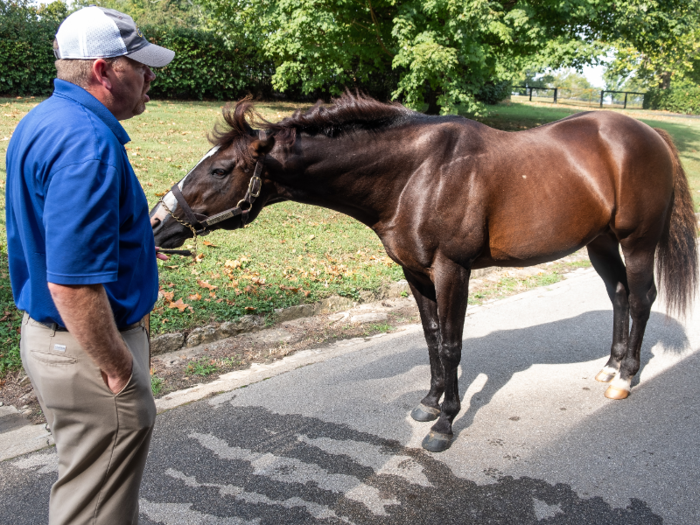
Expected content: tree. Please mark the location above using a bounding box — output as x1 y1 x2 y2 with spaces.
600 0 700 89
76 0 206 28
198 0 700 112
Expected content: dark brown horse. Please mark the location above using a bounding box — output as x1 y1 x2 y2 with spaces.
151 93 697 452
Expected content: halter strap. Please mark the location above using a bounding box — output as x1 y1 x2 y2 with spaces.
161 130 268 236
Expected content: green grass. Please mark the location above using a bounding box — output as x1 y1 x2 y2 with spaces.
151 375 164 396
2 95 700 377
185 357 219 377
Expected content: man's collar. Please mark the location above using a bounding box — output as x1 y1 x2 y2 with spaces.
52 79 131 145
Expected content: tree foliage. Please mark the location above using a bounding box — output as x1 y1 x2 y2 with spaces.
75 0 206 28
601 0 700 89
199 0 694 114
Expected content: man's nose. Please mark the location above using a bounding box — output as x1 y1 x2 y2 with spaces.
145 66 156 82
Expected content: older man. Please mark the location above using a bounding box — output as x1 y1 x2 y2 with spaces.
5 6 174 524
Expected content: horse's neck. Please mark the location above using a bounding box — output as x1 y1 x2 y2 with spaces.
271 134 406 227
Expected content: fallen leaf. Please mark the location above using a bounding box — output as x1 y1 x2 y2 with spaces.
161 291 174 302
308 234 315 240
203 240 218 247
188 293 202 301
195 253 205 262
224 259 241 269
209 292 217 298
245 307 256 312
155 192 166 197
216 298 224 303
164 265 179 270
197 279 218 290
168 298 188 312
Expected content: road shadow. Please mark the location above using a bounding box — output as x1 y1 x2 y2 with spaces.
135 404 663 524
335 309 688 435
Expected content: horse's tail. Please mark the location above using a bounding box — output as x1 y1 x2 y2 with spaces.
654 128 698 317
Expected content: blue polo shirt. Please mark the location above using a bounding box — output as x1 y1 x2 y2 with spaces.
5 79 158 328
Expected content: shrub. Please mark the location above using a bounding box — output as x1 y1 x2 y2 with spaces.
0 0 64 97
644 80 700 115
142 26 274 101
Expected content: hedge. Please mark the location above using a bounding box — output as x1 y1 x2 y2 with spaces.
0 1 58 96
139 27 273 101
0 2 271 101
644 81 700 115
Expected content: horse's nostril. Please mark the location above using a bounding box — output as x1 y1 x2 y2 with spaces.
150 216 161 228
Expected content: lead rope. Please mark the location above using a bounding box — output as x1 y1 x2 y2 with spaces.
157 196 199 260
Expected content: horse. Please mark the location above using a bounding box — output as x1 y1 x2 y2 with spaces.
151 93 698 452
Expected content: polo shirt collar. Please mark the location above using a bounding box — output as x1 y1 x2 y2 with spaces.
52 79 131 145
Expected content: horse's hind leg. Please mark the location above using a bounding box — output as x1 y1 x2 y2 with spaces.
606 242 657 399
404 269 443 422
586 234 630 383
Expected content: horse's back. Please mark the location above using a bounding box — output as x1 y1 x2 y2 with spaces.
404 112 675 267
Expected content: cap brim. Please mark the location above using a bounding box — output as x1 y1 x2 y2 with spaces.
126 43 174 68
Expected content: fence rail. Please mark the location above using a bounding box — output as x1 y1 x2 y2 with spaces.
511 86 646 109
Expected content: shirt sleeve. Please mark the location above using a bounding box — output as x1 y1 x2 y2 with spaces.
44 160 120 285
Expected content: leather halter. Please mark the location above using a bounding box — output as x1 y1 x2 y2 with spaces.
167 132 266 236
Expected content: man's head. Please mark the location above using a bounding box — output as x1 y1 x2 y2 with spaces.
53 6 174 120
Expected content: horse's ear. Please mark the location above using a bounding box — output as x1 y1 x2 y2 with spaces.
249 136 275 158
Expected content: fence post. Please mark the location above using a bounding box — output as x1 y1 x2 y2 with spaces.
529 87 532 102
623 92 628 109
553 87 558 103
600 90 604 108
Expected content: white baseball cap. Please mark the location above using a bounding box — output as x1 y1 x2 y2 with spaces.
54 6 175 68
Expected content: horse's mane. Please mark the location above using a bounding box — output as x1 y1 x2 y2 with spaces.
210 92 417 164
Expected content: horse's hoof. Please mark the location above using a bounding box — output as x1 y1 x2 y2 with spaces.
411 404 440 422
595 367 617 383
604 386 630 400
422 431 453 452
595 370 615 383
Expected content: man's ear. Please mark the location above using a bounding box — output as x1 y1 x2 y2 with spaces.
91 58 113 90
249 136 275 158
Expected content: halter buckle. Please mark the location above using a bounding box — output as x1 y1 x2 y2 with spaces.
248 174 262 198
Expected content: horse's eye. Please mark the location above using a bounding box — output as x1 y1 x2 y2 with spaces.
211 168 227 178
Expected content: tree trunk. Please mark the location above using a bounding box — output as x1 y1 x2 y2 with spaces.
424 87 441 115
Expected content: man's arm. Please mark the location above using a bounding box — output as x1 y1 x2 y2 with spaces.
48 283 133 394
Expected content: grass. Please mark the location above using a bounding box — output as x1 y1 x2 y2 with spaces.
1 95 700 377
151 375 164 396
185 357 219 377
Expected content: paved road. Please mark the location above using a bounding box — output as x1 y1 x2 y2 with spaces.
2 270 699 524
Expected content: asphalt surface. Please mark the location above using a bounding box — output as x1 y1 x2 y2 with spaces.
1 269 699 524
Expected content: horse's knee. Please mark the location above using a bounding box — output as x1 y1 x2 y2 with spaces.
612 282 628 308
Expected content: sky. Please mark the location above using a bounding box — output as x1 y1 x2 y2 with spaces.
581 64 607 88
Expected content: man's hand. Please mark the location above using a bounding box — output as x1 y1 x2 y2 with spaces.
101 367 132 394
48 283 134 395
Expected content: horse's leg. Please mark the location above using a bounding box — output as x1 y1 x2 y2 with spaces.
605 242 657 400
586 234 630 383
422 257 471 452
403 269 443 422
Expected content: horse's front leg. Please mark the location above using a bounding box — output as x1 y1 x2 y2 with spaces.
403 269 443 422
422 257 471 453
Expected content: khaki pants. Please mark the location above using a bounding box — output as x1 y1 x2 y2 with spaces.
20 314 156 525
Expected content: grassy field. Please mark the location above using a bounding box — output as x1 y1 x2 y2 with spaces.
1 96 700 376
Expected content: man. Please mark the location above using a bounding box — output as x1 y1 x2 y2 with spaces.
5 6 174 524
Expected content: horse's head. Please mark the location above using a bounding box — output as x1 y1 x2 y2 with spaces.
150 103 276 249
